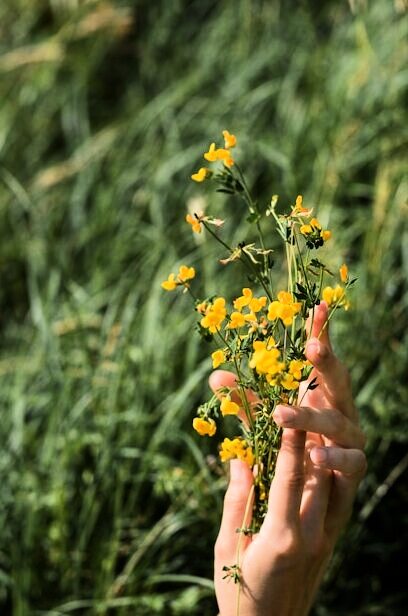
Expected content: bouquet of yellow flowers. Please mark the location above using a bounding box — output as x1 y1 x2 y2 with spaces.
162 130 353 531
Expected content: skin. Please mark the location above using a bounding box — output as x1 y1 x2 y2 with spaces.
210 302 367 616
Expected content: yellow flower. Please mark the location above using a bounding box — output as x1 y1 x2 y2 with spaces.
191 167 210 182
215 147 234 167
300 224 312 234
162 265 195 291
249 339 284 376
204 142 234 167
288 359 305 380
233 288 253 311
339 263 348 283
200 297 227 333
219 437 254 467
204 143 217 162
249 296 267 313
193 417 216 437
178 265 195 282
223 130 237 149
310 217 321 229
212 349 226 369
220 396 240 416
186 213 202 233
291 194 312 217
221 151 234 168
280 373 300 390
161 273 177 291
240 446 255 467
299 217 331 245
267 291 301 327
322 285 349 309
227 311 246 329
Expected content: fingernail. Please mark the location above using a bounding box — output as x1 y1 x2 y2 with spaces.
274 404 296 425
310 447 328 465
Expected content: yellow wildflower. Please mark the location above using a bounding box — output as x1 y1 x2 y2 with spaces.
186 213 202 233
191 167 210 182
244 311 258 324
219 437 254 467
322 285 349 309
161 273 177 291
339 263 348 283
249 339 284 376
223 130 237 149
300 223 312 234
200 297 227 333
215 148 234 167
193 417 216 437
249 296 267 313
299 217 331 246
162 265 195 291
220 396 240 416
204 143 234 167
288 359 305 380
291 194 312 217
233 288 253 311
204 143 218 162
280 373 300 390
178 265 195 282
227 311 246 329
267 291 301 327
212 349 226 369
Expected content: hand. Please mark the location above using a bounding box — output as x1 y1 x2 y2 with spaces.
211 302 367 616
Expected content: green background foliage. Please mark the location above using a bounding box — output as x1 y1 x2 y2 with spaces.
0 1 407 614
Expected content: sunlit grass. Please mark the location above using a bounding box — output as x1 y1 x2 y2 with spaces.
0 1 407 614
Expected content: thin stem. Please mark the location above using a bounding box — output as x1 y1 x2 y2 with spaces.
235 484 255 616
202 220 233 252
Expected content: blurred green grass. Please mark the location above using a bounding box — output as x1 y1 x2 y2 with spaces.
0 0 407 614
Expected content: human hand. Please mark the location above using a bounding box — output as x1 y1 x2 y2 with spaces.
211 302 366 616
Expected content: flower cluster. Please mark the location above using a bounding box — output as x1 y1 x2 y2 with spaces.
161 130 354 531
219 437 254 466
161 264 195 291
191 130 236 182
300 217 332 248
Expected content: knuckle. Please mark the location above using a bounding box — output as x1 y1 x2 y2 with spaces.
214 536 229 561
223 487 246 509
273 528 301 559
356 451 368 477
331 408 346 434
284 470 304 491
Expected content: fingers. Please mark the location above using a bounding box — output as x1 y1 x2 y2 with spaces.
261 429 305 535
306 301 331 348
209 370 260 423
305 337 356 420
310 446 367 476
304 303 356 420
215 459 254 560
324 462 367 536
274 404 366 449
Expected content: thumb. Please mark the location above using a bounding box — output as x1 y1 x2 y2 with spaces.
215 459 254 560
